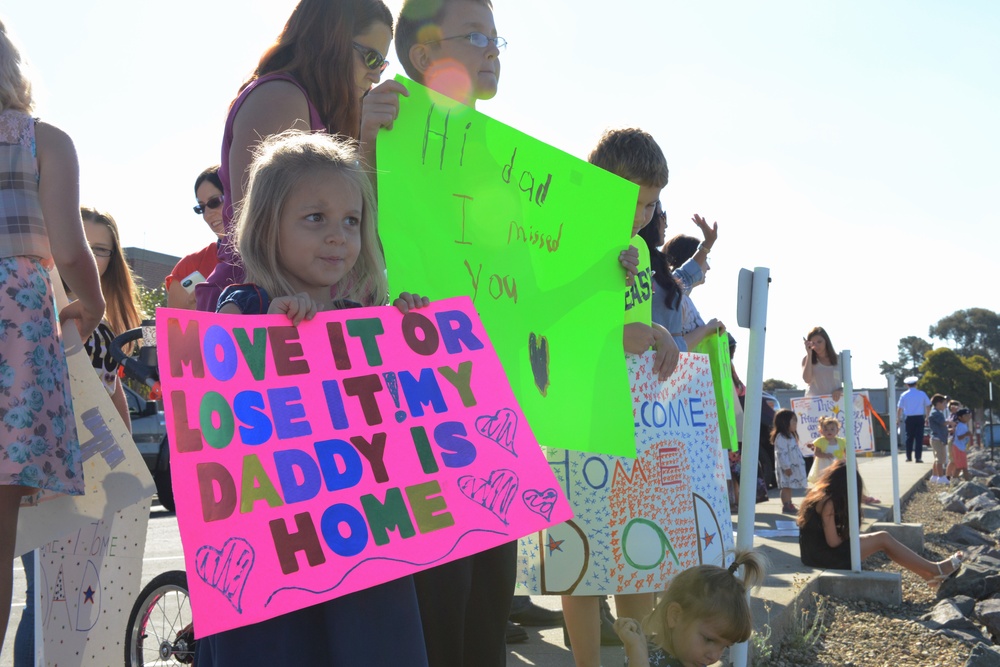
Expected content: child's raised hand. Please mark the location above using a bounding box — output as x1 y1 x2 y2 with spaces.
614 618 650 664
692 213 719 247
832 389 843 402
360 80 410 147
392 292 430 313
619 245 639 286
268 293 318 326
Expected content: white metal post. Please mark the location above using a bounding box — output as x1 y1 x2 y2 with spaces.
886 373 901 523
842 351 861 572
729 267 769 667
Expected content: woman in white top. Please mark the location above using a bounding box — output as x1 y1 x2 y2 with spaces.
802 326 842 401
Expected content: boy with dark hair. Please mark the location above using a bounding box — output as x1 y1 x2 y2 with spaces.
395 0 501 108
559 128 679 667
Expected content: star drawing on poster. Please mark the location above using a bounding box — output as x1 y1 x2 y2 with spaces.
546 535 565 555
703 529 716 549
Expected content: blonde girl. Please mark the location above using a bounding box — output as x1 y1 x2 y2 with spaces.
0 19 105 652
771 409 807 514
198 130 428 667
614 550 767 667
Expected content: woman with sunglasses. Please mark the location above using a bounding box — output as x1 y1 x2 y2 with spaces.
195 0 405 312
164 166 225 309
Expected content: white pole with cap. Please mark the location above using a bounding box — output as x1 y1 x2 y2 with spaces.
886 373 901 524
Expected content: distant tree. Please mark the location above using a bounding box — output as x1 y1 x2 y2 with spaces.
763 378 798 392
137 284 167 319
879 335 932 379
919 348 990 408
929 308 1000 365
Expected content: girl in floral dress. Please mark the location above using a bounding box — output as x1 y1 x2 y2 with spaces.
0 19 105 652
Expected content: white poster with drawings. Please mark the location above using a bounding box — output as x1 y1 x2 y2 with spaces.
516 352 733 595
791 391 876 456
14 320 156 555
38 497 151 666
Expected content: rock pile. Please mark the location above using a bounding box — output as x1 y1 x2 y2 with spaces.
919 449 1000 663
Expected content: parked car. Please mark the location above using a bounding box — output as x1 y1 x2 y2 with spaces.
761 392 781 411
123 384 174 512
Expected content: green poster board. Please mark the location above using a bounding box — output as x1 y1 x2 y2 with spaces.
377 77 637 456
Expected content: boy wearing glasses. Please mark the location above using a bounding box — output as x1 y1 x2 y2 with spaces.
553 128 676 667
390 4 510 666
395 0 502 109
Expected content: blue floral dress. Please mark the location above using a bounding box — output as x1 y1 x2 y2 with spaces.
0 110 82 496
0 257 82 495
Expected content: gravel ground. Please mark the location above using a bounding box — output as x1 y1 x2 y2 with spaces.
758 480 991 667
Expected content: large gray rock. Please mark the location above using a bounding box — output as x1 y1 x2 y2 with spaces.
946 497 971 514
974 598 1000 642
922 598 981 631
947 524 995 547
963 509 1000 534
937 626 991 647
954 482 992 501
969 493 1000 513
985 474 1000 490
939 559 1000 600
964 642 1000 667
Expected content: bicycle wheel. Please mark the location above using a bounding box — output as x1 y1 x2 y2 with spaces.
125 570 195 666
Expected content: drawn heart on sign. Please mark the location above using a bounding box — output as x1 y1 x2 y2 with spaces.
194 537 255 613
528 332 550 396
475 408 518 456
457 468 518 525
522 488 558 521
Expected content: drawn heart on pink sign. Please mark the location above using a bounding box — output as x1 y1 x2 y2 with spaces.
194 537 255 613
522 488 558 521
475 408 517 456
458 468 518 525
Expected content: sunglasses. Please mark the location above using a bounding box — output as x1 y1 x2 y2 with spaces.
193 195 224 215
353 43 389 72
427 32 507 50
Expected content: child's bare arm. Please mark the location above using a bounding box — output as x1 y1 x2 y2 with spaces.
614 618 650 667
624 323 655 355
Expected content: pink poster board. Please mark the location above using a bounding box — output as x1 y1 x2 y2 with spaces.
156 297 572 636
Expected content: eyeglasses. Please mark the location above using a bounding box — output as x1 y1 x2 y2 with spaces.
427 32 507 50
353 43 389 72
90 245 113 258
193 195 224 215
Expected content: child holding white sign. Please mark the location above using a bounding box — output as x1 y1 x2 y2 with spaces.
557 127 676 667
195 131 430 666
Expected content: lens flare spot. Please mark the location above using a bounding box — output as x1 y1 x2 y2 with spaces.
425 59 473 105
416 23 444 44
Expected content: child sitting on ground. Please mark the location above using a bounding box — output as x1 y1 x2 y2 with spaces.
614 550 767 667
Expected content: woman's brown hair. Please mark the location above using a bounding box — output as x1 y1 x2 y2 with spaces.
796 460 862 538
79 208 143 337
805 326 837 365
245 0 392 137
